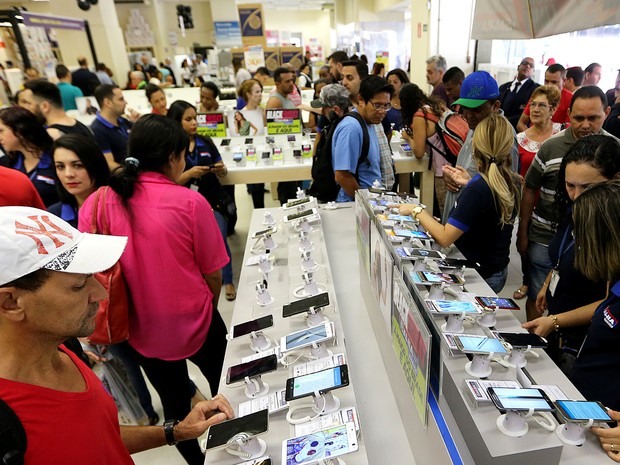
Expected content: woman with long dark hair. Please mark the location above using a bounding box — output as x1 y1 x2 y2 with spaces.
0 106 56 206
79 115 229 465
168 100 237 301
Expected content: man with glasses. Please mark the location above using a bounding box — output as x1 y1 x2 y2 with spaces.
332 75 394 202
441 71 519 223
517 64 572 132
499 57 540 128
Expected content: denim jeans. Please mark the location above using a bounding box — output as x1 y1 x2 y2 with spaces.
213 210 233 285
484 267 508 294
527 241 553 299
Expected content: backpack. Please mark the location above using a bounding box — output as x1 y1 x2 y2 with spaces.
307 112 370 203
415 108 468 167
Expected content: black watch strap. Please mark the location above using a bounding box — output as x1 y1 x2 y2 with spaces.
163 419 180 446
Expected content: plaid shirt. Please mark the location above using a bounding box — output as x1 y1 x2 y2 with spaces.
374 124 395 189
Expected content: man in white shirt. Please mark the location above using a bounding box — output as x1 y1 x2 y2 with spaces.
233 57 252 92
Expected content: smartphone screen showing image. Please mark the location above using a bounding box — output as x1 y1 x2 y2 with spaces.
285 365 349 401
282 423 358 465
233 152 243 162
555 400 612 422
245 138 254 144
475 296 520 310
455 335 507 354
488 387 554 412
401 143 412 152
293 149 302 158
417 271 463 285
273 147 282 156
287 135 296 142
393 229 431 240
282 323 331 351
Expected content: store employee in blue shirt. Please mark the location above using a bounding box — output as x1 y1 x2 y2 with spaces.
332 75 392 202
90 84 139 172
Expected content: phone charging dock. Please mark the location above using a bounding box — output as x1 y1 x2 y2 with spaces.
465 353 494 378
226 435 267 460
555 420 593 446
497 411 529 437
249 332 271 352
244 375 269 398
441 313 465 333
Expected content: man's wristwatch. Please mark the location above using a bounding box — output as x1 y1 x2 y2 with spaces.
163 419 180 446
411 204 427 220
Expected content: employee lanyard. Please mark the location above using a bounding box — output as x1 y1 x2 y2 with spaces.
554 225 574 270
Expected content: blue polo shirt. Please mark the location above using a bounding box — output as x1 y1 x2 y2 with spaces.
331 111 381 202
570 279 620 410
47 202 78 228
57 82 83 111
90 114 133 164
447 174 513 278
185 136 224 205
0 152 58 207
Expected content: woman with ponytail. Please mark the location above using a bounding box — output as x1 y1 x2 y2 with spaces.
394 114 522 292
78 115 229 465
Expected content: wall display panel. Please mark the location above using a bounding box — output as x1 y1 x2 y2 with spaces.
369 221 393 336
355 193 372 276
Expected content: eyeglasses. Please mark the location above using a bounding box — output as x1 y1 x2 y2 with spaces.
520 61 535 68
369 101 392 111
530 102 549 109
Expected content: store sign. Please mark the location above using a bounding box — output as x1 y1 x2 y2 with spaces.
21 12 85 31
196 113 227 138
266 109 301 135
243 46 265 72
214 21 242 48
237 3 266 47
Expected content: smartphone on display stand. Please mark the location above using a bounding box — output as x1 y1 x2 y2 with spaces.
287 135 296 142
426 300 481 315
280 322 334 353
555 400 612 423
401 143 412 153
284 208 318 223
266 136 275 144
475 296 520 310
234 458 271 465
220 138 231 147
285 364 349 401
233 152 243 162
293 149 302 158
487 387 555 413
407 248 445 259
497 332 547 349
273 147 282 156
283 197 313 210
454 335 508 355
245 138 254 145
231 315 274 339
393 229 431 240
282 423 357 465
252 227 277 239
226 355 279 385
416 271 464 285
205 409 269 451
283 293 330 318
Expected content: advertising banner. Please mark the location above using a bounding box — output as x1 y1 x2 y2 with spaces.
196 113 227 138
214 21 243 48
237 3 266 47
265 109 302 135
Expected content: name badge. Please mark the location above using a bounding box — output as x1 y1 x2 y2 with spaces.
190 183 199 192
549 269 560 296
36 175 55 185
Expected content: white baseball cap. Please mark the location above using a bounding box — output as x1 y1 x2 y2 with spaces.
0 206 128 287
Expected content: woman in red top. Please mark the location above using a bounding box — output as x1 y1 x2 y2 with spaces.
513 85 563 300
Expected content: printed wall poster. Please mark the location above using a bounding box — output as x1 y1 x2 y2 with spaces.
237 3 266 47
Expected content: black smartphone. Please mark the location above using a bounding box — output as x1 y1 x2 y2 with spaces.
266 136 275 144
205 409 269 451
498 332 547 349
220 138 231 147
555 400 612 423
282 293 330 318
245 138 254 144
285 365 349 401
475 296 520 310
293 149 302 158
436 257 479 269
231 315 274 339
284 208 317 222
487 387 555 413
226 354 278 384
261 152 271 159
287 135 296 142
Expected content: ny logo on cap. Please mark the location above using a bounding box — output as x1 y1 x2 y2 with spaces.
15 215 73 255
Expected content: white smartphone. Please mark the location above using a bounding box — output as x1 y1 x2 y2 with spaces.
280 322 334 353
281 423 358 465
285 364 349 401
426 300 481 315
454 335 508 355
555 400 612 424
283 208 318 223
251 226 277 239
282 197 314 210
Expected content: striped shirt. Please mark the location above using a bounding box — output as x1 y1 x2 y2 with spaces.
524 127 615 244
374 124 395 190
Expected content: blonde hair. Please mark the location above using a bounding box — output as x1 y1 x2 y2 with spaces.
472 114 522 225
573 180 620 282
239 78 262 102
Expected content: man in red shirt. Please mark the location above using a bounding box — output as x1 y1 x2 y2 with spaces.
0 207 233 465
0 166 45 208
517 63 572 132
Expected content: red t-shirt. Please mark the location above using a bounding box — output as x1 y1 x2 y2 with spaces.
523 87 572 125
0 346 134 465
0 166 45 208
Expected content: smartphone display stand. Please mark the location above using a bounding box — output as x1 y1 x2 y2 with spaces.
441 313 467 333
262 234 277 251
258 255 273 274
294 272 326 298
308 390 340 415
244 375 269 398
299 231 314 252
496 409 533 437
319 459 346 465
310 341 333 359
249 331 271 352
478 306 497 327
413 259 428 272
225 432 268 460
306 306 330 327
465 352 495 378
555 419 593 446
301 250 318 272
256 282 275 306
263 211 276 226
503 346 539 369
296 187 306 199
324 201 338 210
425 282 449 300
295 217 313 233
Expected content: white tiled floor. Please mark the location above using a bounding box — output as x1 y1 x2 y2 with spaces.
132 188 528 464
